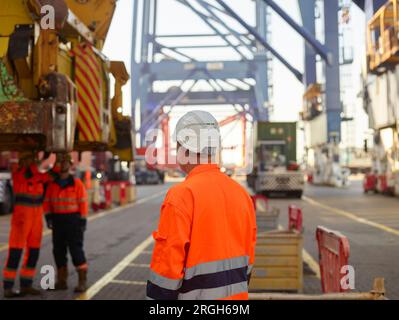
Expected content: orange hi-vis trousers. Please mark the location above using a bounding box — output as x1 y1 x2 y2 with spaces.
3 164 57 290
3 205 43 289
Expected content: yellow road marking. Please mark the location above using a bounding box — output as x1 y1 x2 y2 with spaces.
303 196 399 237
0 189 167 253
76 234 154 300
110 279 147 286
140 250 152 255
302 250 321 279
278 224 320 279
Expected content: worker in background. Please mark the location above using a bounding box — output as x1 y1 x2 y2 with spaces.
3 152 60 298
146 110 257 300
43 153 89 293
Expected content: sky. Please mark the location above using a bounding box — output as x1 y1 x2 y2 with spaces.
102 0 369 165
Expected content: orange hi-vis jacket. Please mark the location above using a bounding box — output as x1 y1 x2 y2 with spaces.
12 164 57 210
147 164 257 300
8 163 59 249
43 176 88 218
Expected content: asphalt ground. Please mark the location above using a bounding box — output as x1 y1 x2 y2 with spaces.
0 176 398 299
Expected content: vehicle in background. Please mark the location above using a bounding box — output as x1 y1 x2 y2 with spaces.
247 122 304 198
0 152 16 215
134 149 165 185
342 148 372 175
166 169 185 178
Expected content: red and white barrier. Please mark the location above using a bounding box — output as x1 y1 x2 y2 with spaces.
316 226 350 293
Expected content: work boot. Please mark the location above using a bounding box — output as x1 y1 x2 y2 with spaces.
74 269 87 293
54 266 68 290
20 286 41 296
3 288 21 299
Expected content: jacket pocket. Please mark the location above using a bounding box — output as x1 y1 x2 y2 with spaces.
152 230 168 264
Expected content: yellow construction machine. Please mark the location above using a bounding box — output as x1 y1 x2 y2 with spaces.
0 0 134 161
0 0 135 214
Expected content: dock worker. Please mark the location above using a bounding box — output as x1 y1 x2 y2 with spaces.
43 153 89 293
146 110 257 300
3 152 60 298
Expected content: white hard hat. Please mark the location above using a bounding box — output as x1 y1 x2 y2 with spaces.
174 110 220 154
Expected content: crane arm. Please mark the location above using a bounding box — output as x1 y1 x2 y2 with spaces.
219 112 246 127
65 0 117 48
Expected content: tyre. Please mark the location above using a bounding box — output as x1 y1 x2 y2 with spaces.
292 191 303 199
262 191 270 198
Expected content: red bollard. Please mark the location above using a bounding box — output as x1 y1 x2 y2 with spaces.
120 182 127 205
250 194 269 211
316 226 350 293
378 175 388 193
363 173 377 193
103 182 112 208
288 205 303 233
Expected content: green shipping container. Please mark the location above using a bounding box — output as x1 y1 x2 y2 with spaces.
254 122 297 164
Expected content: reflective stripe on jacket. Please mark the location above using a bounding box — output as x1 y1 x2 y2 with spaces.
12 164 59 208
147 164 257 300
43 175 88 218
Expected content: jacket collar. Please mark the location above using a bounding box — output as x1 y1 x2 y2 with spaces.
24 167 33 179
55 175 75 188
186 164 220 179
23 164 39 179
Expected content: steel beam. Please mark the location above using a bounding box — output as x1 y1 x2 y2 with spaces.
147 90 255 106
130 0 139 131
195 0 255 55
199 69 259 117
324 0 341 143
178 0 247 59
215 0 303 82
167 44 239 49
138 0 153 145
156 42 197 61
141 0 151 63
156 33 249 38
253 0 269 121
262 0 332 64
146 80 199 131
150 0 158 62
140 69 199 131
194 0 233 17
299 0 317 86
148 60 256 81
